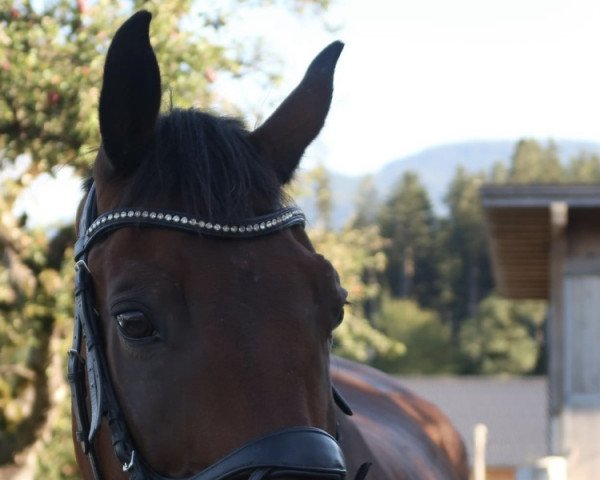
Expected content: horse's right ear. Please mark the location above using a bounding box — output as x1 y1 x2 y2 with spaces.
99 11 161 175
249 42 344 185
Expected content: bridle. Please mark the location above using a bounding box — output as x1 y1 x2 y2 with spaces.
68 182 371 480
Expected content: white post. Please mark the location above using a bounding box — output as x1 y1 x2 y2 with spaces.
473 423 488 480
538 456 567 480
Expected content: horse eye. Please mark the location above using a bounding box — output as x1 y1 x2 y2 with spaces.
115 311 157 340
334 307 345 328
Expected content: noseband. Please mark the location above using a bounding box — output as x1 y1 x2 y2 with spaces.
69 183 369 480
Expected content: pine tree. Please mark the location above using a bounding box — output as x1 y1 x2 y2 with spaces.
567 152 600 182
442 167 493 338
294 166 404 364
349 175 379 228
311 164 333 230
508 138 564 182
378 171 438 307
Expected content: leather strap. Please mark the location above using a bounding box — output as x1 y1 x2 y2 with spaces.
355 463 372 480
332 386 353 416
134 427 347 480
75 201 305 261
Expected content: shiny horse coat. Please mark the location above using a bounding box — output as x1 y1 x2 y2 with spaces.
71 11 469 480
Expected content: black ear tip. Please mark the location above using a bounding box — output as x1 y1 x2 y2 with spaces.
329 40 345 55
128 10 153 24
99 9 160 172
307 41 344 77
114 10 153 39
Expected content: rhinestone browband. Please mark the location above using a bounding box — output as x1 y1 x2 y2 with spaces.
76 205 306 259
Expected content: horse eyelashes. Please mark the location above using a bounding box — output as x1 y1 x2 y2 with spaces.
115 311 158 341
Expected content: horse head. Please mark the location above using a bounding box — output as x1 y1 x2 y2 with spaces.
71 11 350 480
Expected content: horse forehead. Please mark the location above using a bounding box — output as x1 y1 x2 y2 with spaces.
93 226 333 283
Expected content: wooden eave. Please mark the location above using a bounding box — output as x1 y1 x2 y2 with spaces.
480 184 600 300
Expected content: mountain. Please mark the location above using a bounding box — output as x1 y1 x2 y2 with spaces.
298 139 600 228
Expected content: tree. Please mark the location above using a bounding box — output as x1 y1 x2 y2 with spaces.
378 171 438 307
489 160 508 183
309 226 406 364
566 151 600 182
459 295 547 375
311 163 333 229
349 175 379 229
294 166 405 364
508 139 563 183
0 1 330 476
372 296 461 374
441 167 493 338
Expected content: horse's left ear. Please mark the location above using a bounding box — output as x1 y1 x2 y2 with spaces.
99 11 161 175
249 41 344 184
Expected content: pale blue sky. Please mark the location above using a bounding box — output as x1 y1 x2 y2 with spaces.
226 0 600 175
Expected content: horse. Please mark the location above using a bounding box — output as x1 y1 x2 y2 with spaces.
69 11 469 480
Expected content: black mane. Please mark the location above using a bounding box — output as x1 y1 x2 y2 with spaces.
118 108 283 221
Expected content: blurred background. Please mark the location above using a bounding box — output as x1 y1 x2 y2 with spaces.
2 0 600 478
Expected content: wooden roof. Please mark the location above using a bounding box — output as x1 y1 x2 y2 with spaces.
480 184 600 300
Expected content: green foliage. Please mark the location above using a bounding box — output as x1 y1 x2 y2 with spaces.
0 178 65 463
495 138 600 184
566 151 600 182
378 172 438 306
440 167 493 336
314 225 406 364
32 248 78 480
301 168 405 364
459 295 546 375
311 164 333 229
489 160 509 183
0 0 304 175
349 175 378 228
372 296 460 374
508 138 564 182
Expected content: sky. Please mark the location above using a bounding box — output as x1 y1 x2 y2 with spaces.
14 0 600 224
227 0 600 176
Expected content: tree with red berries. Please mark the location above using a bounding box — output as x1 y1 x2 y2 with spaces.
0 1 329 477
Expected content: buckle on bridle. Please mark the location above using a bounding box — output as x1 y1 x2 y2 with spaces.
122 450 136 472
75 259 91 273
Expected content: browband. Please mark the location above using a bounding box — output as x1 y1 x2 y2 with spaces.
75 185 305 260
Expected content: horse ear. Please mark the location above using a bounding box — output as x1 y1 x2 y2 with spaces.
99 11 161 175
249 41 344 184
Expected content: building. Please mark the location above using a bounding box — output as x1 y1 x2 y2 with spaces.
480 184 600 479
400 376 546 480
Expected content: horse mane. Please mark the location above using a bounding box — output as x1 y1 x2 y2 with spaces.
112 107 284 220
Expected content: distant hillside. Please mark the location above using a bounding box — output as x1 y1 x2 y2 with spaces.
298 139 600 228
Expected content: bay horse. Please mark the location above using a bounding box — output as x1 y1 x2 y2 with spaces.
69 11 469 480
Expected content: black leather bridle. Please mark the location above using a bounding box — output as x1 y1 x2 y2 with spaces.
68 183 370 480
